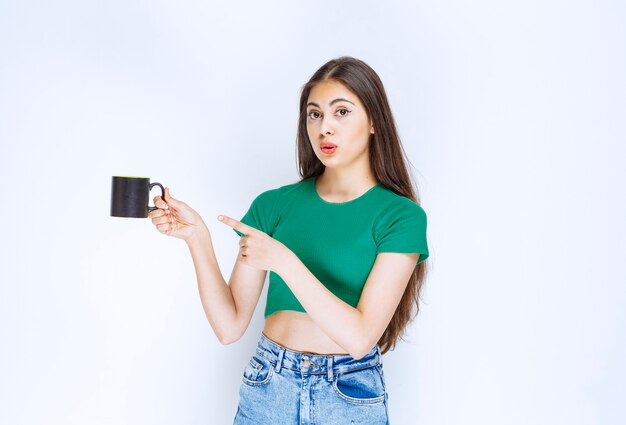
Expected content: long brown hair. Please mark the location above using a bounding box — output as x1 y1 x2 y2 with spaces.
295 56 429 355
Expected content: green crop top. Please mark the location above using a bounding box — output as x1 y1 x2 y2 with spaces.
232 176 429 318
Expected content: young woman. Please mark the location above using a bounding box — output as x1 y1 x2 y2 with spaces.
148 56 429 424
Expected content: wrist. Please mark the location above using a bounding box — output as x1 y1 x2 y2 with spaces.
275 247 297 277
185 223 210 247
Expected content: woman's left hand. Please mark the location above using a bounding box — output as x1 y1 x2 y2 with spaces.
217 215 292 273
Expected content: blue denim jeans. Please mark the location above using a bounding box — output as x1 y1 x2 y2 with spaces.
233 332 390 424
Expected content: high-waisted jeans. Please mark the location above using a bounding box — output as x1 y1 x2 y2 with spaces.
233 332 390 424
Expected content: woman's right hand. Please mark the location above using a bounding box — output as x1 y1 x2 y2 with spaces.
148 187 207 243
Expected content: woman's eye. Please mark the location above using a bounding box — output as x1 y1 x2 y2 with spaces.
308 109 350 119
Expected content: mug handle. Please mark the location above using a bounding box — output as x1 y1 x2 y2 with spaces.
148 182 165 212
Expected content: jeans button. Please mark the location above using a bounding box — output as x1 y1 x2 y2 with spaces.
302 359 312 368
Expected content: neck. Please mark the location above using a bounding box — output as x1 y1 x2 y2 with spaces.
315 169 378 201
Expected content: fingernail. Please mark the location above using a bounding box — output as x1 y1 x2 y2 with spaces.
218 215 223 221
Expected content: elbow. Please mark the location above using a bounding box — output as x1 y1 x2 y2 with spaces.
349 351 366 361
348 336 377 361
218 333 240 345
217 327 243 345
349 347 371 361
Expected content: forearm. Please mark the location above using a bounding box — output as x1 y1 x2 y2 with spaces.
277 251 370 359
185 227 239 344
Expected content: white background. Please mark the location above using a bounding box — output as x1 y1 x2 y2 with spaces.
1 1 624 424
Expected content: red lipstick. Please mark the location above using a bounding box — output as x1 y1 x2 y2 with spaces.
320 141 337 154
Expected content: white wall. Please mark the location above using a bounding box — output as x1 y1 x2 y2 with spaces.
1 1 624 424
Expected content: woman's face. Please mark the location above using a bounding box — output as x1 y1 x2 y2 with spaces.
306 79 375 168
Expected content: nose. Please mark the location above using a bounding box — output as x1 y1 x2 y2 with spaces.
319 116 334 136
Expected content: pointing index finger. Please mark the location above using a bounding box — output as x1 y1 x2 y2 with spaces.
218 215 253 235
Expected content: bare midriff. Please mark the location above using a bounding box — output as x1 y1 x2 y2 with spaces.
262 310 350 355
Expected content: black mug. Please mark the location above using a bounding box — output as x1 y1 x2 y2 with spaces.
110 176 165 218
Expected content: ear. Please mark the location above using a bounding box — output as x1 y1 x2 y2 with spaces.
370 121 375 134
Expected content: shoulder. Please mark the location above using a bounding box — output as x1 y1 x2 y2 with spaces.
251 179 306 205
371 186 428 241
375 185 427 222
236 180 306 237
371 186 429 260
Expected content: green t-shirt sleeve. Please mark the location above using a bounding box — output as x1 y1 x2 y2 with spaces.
374 199 429 265
232 188 281 238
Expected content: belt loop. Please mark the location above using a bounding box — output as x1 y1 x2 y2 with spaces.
275 348 285 373
327 355 334 382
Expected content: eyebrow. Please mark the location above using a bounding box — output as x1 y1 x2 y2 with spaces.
306 98 355 108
